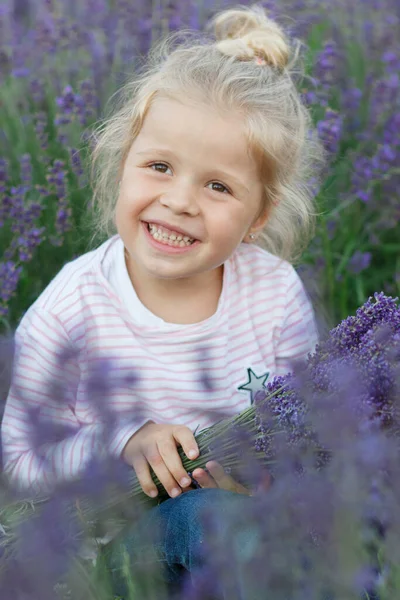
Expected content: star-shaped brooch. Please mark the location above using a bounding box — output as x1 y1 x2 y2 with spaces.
237 368 270 405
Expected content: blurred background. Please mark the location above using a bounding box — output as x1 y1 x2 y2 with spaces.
0 0 399 333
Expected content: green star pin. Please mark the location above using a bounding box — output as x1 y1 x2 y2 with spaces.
238 368 270 405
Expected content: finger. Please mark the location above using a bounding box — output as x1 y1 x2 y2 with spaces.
206 461 250 495
204 461 236 491
131 454 159 498
144 446 184 499
192 468 218 489
172 425 199 461
157 439 193 489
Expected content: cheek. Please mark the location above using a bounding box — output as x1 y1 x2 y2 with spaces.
115 195 134 235
207 205 250 238
115 191 140 221
114 195 125 224
119 174 155 211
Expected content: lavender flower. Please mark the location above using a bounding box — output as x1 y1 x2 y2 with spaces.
0 261 23 317
0 158 9 196
68 148 86 188
34 111 50 163
45 159 72 244
348 250 372 275
317 108 343 156
19 154 32 188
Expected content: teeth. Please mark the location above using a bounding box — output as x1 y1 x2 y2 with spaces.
148 223 195 246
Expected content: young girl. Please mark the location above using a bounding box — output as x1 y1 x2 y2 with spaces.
1 3 324 597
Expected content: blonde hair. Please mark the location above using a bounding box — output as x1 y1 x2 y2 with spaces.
88 3 326 263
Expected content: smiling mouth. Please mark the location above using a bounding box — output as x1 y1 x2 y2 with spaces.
146 222 197 247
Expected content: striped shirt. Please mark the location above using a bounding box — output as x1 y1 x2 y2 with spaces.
1 234 318 497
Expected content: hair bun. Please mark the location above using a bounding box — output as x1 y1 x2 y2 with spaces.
211 5 290 70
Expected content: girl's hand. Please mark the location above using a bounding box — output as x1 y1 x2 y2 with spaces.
189 461 271 496
121 421 199 499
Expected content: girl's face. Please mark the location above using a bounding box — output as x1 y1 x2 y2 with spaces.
115 96 267 284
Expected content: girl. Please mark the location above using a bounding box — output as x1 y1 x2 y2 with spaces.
1 3 325 597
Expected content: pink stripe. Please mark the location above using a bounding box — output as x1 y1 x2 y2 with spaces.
21 343 61 371
6 402 77 426
237 256 285 274
61 296 84 324
233 302 286 325
52 281 108 311
3 422 30 435
279 338 310 353
280 316 304 337
12 383 58 403
65 306 118 328
5 440 28 450
34 311 68 344
15 360 61 382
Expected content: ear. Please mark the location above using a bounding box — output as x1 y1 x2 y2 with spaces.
251 201 270 235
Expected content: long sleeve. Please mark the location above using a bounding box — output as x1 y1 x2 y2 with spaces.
1 308 147 498
274 268 319 377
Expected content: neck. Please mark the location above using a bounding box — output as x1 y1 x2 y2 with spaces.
125 252 224 324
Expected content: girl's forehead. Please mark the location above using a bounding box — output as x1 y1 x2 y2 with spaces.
143 95 245 136
134 96 256 167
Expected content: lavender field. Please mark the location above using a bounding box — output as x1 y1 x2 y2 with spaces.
0 0 399 599
0 0 399 332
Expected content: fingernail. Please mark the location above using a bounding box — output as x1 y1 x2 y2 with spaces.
171 488 181 498
180 477 191 487
188 450 197 459
149 490 158 498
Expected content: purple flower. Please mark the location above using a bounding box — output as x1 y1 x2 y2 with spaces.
18 226 46 262
11 493 83 593
317 108 343 156
45 160 72 244
19 154 32 188
0 261 23 316
0 157 9 195
348 250 372 275
34 111 50 161
314 41 341 88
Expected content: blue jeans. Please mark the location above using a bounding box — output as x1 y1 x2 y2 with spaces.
105 488 259 599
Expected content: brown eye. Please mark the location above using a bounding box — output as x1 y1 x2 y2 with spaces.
149 162 170 173
209 182 230 194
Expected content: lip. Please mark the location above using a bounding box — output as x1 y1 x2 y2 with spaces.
142 219 199 241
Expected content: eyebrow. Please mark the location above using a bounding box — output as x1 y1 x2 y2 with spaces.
136 148 250 194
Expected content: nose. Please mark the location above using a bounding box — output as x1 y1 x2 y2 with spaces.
158 181 199 216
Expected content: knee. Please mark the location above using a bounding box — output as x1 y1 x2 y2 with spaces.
161 488 240 521
161 488 253 538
